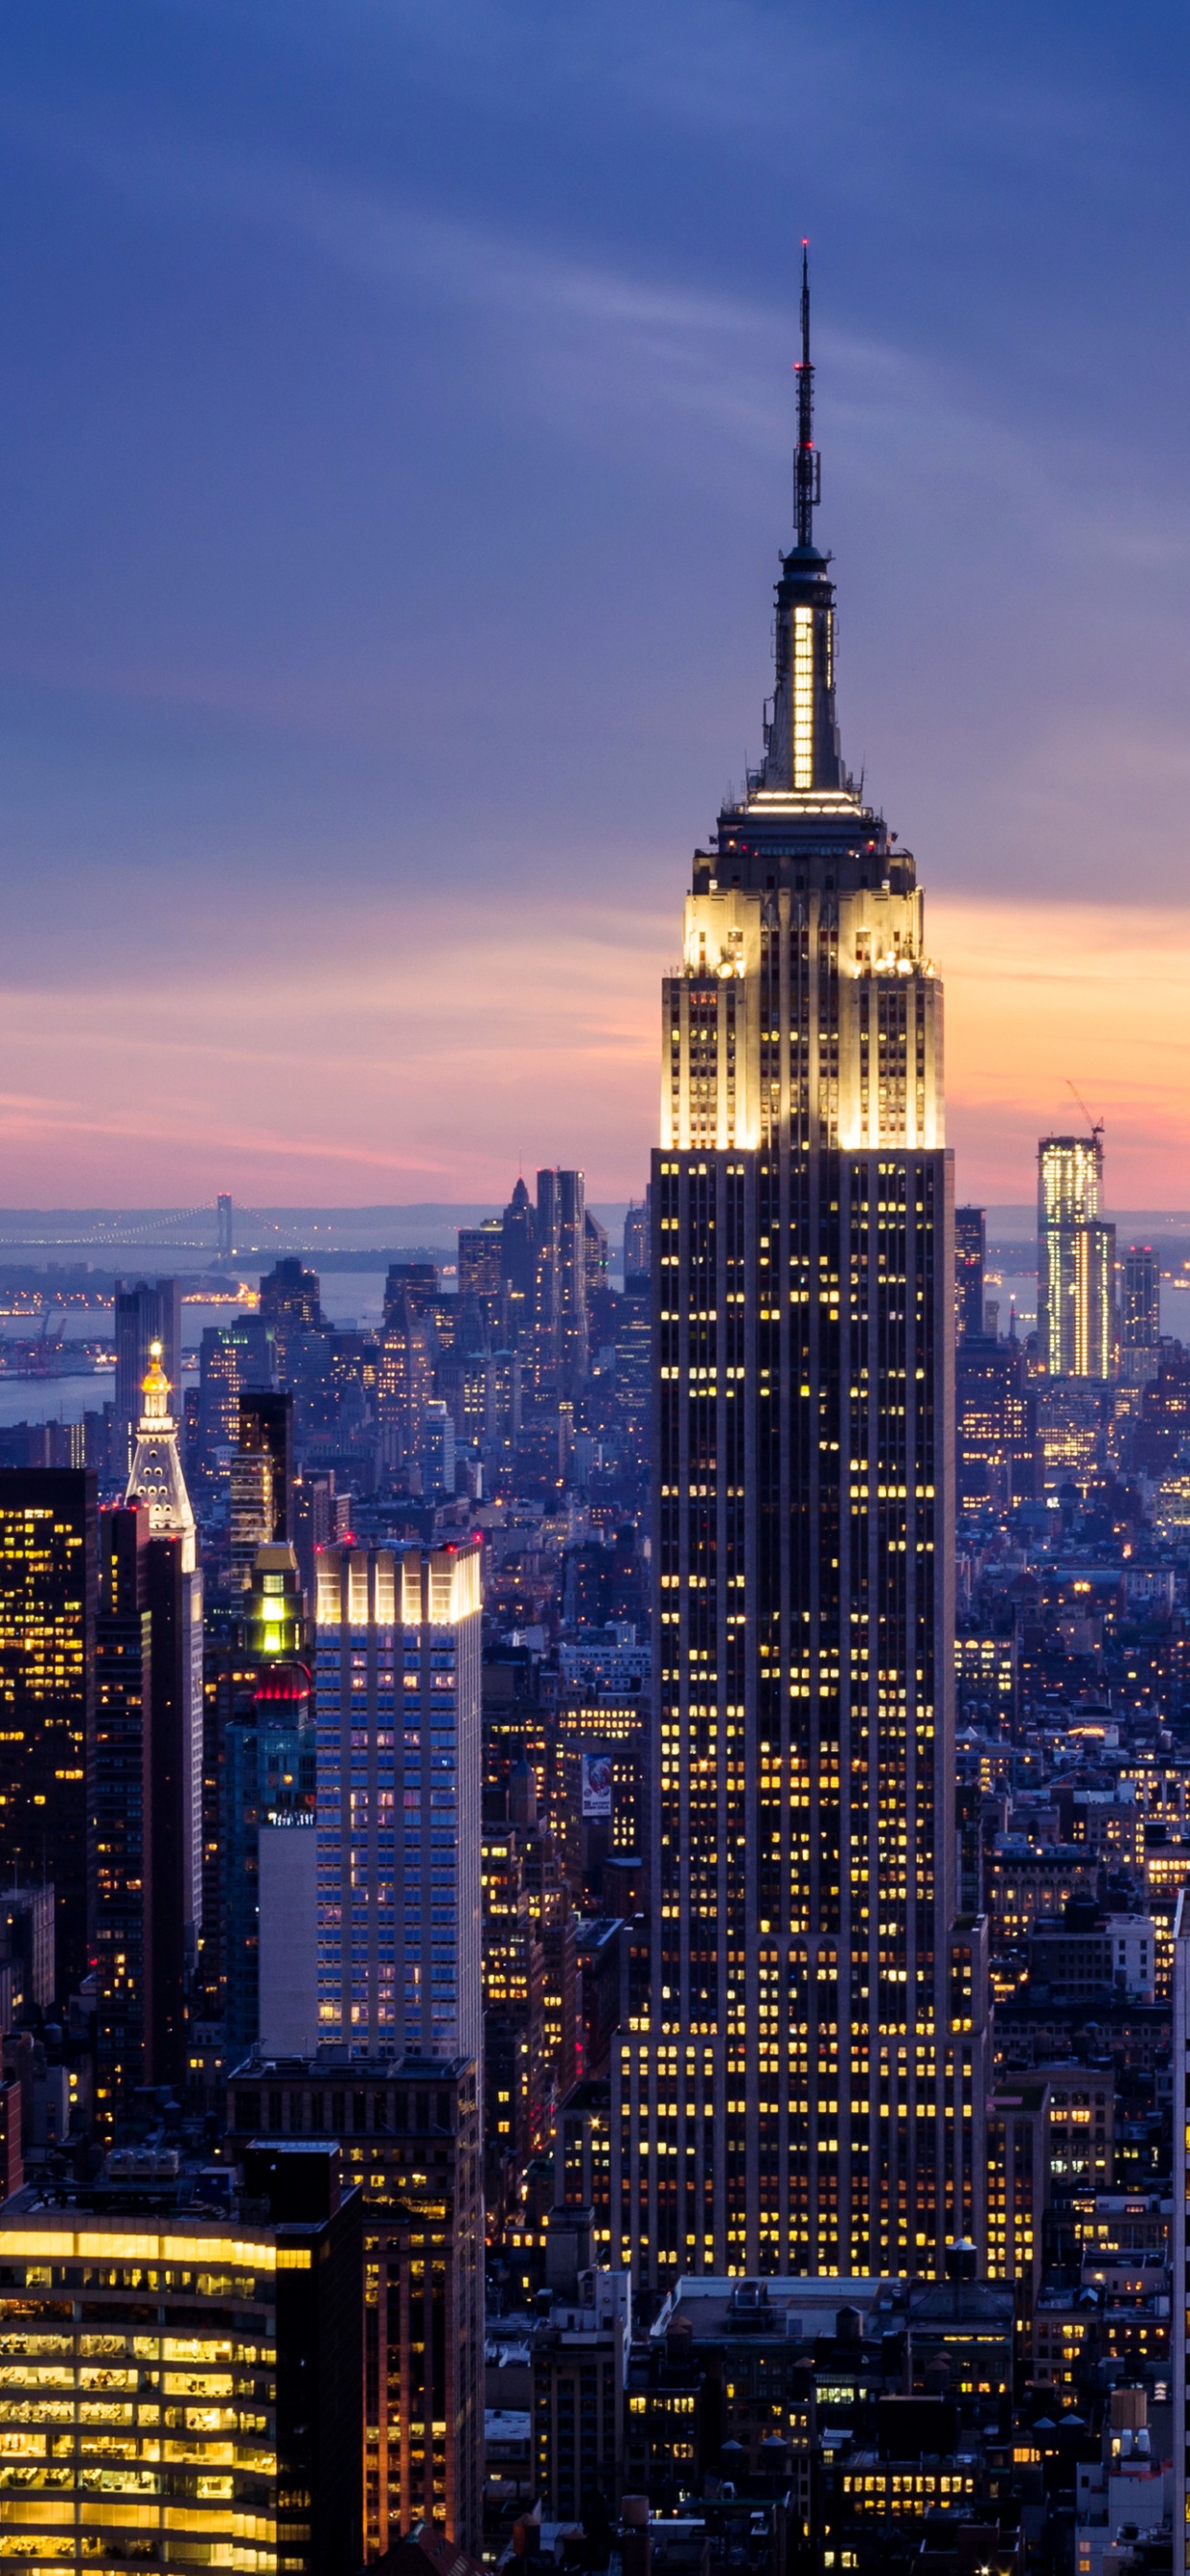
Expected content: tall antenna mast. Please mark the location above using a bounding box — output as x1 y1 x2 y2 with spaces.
794 241 821 547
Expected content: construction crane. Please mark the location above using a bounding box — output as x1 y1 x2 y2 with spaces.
1065 1079 1104 1145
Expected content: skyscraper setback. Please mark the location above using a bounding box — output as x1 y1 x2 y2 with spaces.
613 258 984 2287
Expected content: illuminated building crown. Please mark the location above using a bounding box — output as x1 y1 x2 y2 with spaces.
126 1338 195 1569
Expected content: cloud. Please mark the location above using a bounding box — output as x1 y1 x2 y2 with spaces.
22 100 797 476
1 2 1189 1217
0 879 1185 1207
11 82 1179 547
0 893 668 1201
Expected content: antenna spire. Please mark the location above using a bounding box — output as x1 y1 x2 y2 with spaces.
794 240 821 547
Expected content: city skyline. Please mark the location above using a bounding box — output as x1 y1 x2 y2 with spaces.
1 12 1189 2567
0 6 1189 1202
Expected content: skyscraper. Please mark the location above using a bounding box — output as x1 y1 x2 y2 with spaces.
259 1254 322 1380
229 1389 294 1593
382 1259 439 1326
227 2055 483 2558
612 258 984 2288
124 1342 203 2089
1173 1886 1190 2576
94 1498 290 2126
420 1399 457 1498
314 1541 482 2058
584 1205 609 1324
197 1315 277 1480
1121 1244 1161 1386
534 1169 588 1392
224 1542 315 2066
114 1276 181 1467
92 1503 152 2128
1038 1131 1115 1381
230 1448 275 1593
378 1293 434 1475
955 1332 1038 1515
501 1175 537 1351
954 1205 986 1343
624 1192 652 1284
0 1468 96 1996
614 1276 652 1461
239 1388 295 1536
0 2147 364 2576
458 1215 504 1309
303 1537 485 2553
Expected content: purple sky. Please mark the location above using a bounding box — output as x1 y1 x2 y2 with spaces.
2 1 1189 1204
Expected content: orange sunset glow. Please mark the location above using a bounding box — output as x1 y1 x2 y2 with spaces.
0 890 1184 1208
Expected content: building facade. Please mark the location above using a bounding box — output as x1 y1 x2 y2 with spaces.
1174 1884 1190 2576
124 1343 204 2091
500 1177 537 1352
1121 1243 1161 1386
0 1466 96 1997
223 1544 315 2068
1038 1133 1115 1382
314 1541 482 2060
239 1389 295 1536
259 1257 322 1380
534 1169 589 1393
458 1216 504 1314
956 1332 1038 1512
114 1276 181 1469
92 1505 152 2128
196 1317 277 1487
954 1204 986 1343
377 1294 434 1474
612 264 985 2289
0 2149 363 2575
227 2053 483 2561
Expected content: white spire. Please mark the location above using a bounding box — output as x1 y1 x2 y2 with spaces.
125 1339 196 1572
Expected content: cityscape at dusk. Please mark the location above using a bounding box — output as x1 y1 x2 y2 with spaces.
1 5 1190 1203
2 9 1190 2576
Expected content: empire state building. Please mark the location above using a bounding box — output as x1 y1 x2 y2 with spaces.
612 261 988 2288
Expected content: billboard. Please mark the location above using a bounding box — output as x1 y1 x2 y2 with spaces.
581 1750 613 1819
